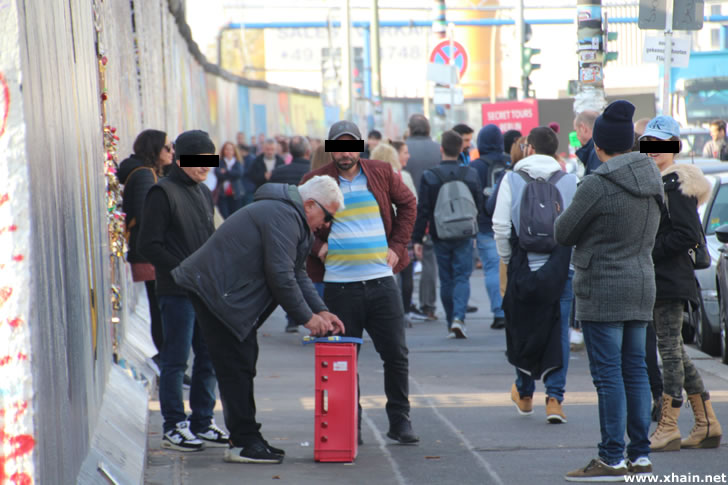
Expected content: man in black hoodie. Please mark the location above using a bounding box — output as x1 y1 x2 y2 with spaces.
469 124 509 329
138 130 229 452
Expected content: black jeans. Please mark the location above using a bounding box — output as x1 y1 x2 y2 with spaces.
645 321 663 401
399 261 414 311
145 280 163 353
324 276 411 427
190 294 262 447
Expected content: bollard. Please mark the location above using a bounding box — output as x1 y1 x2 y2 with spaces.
303 336 361 462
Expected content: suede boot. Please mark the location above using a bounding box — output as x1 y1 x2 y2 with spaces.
650 393 682 451
681 392 722 449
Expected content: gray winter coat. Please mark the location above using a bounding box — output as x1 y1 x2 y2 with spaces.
554 152 664 323
172 183 327 342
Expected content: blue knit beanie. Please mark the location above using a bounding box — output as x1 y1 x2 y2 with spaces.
592 100 635 153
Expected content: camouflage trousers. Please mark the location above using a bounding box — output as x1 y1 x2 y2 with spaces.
653 299 705 400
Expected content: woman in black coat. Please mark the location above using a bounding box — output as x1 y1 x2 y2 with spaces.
117 129 174 371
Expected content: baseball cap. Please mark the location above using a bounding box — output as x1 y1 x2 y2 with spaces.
639 116 681 140
328 120 362 140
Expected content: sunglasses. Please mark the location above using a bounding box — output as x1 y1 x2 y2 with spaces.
312 199 334 223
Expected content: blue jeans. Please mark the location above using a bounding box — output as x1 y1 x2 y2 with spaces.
582 320 651 465
433 238 474 327
516 270 573 402
476 232 504 319
158 295 217 433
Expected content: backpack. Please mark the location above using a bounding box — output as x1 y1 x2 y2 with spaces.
479 154 508 195
516 170 566 253
430 166 478 240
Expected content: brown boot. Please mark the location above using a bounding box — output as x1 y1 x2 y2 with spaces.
681 392 722 449
650 394 682 451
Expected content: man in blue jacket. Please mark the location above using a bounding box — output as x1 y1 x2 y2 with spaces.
172 175 345 464
469 124 510 329
573 110 601 176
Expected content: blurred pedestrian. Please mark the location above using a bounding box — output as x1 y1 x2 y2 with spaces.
301 120 419 446
556 100 662 481
503 129 522 163
406 114 441 321
216 141 246 219
270 135 311 186
703 119 728 160
310 144 332 171
249 139 285 189
138 130 228 452
172 175 345 464
573 110 601 176
493 127 577 424
362 129 382 159
452 123 474 165
641 115 723 452
118 129 174 373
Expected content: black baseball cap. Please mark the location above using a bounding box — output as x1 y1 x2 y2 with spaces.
328 120 362 140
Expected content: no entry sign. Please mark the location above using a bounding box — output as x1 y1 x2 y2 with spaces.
429 40 468 80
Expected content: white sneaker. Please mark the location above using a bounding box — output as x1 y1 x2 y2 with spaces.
570 328 584 345
162 421 204 452
451 320 467 339
447 331 457 339
627 456 652 476
195 420 230 447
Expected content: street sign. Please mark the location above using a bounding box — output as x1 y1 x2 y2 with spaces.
426 63 458 85
643 35 691 67
429 40 468 80
673 0 704 31
639 0 705 30
639 0 667 30
434 86 464 105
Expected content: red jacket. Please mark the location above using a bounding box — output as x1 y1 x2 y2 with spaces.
300 159 417 283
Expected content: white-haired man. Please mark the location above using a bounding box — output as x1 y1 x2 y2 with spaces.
172 175 346 464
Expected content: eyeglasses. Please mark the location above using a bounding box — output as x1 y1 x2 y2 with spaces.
519 143 531 152
312 199 334 223
163 143 174 153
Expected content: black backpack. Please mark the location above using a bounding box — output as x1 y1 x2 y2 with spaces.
517 170 566 253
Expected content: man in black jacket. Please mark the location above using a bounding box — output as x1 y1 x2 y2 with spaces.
269 135 311 186
138 130 229 453
248 139 285 189
172 176 345 464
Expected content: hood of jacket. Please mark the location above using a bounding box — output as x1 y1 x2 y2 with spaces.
477 124 505 155
512 154 562 179
593 151 663 199
254 182 308 225
661 163 712 206
117 155 147 184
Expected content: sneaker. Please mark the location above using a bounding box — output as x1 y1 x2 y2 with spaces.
627 457 652 476
147 354 161 377
545 397 567 424
447 331 457 339
195 420 230 447
224 441 283 464
162 421 204 452
570 328 585 351
386 419 419 444
182 374 192 390
451 319 467 339
510 383 533 416
421 306 438 321
261 437 286 457
564 458 628 482
408 306 429 321
466 305 478 313
490 317 506 330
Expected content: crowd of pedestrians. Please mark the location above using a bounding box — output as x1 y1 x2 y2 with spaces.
117 109 725 480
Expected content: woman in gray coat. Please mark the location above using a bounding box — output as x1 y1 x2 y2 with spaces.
554 101 664 481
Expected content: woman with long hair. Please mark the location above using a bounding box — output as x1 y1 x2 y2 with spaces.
215 141 246 219
117 129 174 373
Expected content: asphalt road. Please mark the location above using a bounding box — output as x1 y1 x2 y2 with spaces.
144 269 728 485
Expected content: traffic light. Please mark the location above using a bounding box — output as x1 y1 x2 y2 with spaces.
521 46 540 98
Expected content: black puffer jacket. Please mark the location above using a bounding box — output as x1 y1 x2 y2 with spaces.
172 184 327 342
117 155 158 263
653 164 712 303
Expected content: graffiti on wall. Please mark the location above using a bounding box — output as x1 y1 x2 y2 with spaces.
0 4 36 484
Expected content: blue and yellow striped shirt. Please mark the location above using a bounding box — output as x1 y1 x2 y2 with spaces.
323 170 393 283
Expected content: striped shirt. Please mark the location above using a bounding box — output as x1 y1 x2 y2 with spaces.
324 169 393 283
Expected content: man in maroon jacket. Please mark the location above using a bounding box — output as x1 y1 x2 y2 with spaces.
301 120 419 445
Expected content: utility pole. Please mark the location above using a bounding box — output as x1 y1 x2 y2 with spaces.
574 0 607 115
370 0 382 123
662 1 673 115
341 0 353 119
516 0 524 100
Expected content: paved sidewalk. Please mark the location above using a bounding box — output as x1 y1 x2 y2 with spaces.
144 269 728 485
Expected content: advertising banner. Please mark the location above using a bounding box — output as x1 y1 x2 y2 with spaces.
481 100 540 134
